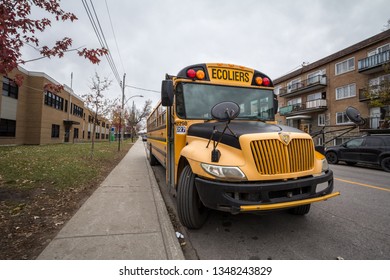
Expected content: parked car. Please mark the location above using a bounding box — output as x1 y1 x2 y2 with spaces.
141 134 147 142
325 134 390 172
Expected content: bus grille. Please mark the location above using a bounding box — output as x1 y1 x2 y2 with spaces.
250 139 314 175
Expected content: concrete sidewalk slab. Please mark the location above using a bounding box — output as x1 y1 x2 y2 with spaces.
37 139 184 260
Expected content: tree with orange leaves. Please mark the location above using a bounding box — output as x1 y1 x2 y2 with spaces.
0 0 107 85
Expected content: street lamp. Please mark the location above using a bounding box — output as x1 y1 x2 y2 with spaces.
118 74 143 151
124 94 143 106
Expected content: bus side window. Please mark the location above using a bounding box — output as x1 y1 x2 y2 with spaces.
176 86 186 118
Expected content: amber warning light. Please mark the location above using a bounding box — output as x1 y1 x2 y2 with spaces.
255 76 271 86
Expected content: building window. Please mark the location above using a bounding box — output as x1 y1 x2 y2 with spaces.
2 77 19 99
307 69 325 85
45 91 64 110
0 118 16 137
287 78 302 92
335 57 355 75
369 43 390 56
307 92 322 101
336 112 353 125
318 114 326 126
72 104 83 118
274 86 281 95
287 97 302 105
74 128 79 139
336 83 356 100
51 124 60 138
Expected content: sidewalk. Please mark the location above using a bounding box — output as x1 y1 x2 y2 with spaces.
37 139 184 260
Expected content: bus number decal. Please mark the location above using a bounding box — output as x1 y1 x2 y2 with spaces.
176 126 186 134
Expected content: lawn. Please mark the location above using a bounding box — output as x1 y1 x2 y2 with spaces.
0 140 134 259
0 141 133 190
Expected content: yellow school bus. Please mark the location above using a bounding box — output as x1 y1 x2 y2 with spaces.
147 63 339 229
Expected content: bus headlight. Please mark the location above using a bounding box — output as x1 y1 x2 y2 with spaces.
322 158 329 172
201 163 247 180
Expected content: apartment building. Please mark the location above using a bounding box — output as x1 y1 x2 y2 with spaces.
275 29 390 147
0 66 110 145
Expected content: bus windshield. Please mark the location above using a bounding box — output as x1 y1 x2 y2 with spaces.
176 83 275 121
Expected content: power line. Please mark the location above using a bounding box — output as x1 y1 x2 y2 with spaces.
125 85 160 94
81 0 122 86
89 0 121 85
105 0 125 74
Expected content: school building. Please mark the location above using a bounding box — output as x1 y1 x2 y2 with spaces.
0 66 110 145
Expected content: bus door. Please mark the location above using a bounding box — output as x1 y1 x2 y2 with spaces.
166 105 175 193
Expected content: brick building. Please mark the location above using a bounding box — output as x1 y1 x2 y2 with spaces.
275 29 390 147
0 66 110 145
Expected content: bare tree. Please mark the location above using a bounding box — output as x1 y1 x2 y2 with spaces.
126 99 152 141
83 72 116 158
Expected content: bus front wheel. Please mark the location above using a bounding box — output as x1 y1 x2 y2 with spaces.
177 165 209 229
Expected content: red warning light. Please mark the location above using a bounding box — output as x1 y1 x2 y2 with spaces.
187 69 196 79
263 77 271 86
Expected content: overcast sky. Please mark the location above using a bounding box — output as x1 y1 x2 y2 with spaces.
20 0 389 110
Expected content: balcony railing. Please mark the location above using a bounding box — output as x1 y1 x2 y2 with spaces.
306 98 327 109
360 117 390 130
358 50 390 73
279 99 327 116
279 75 327 97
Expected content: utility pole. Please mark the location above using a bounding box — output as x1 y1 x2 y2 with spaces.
118 73 126 151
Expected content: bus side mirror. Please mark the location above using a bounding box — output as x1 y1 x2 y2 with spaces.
161 80 174 106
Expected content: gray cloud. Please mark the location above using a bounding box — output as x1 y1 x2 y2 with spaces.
20 0 389 110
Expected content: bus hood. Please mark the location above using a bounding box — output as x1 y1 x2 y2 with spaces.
187 121 303 149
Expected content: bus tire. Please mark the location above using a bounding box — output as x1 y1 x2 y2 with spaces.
289 204 311 215
149 145 159 166
177 165 209 229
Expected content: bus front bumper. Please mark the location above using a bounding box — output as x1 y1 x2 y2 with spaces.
194 170 339 214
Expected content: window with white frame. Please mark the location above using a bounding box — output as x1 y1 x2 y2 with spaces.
318 114 325 126
307 92 322 101
377 43 390 53
287 78 301 92
370 74 390 87
336 83 356 100
368 44 390 56
335 57 355 75
307 69 325 85
336 112 353 125
287 97 301 106
274 85 281 96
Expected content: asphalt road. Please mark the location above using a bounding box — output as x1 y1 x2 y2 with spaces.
152 163 390 260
